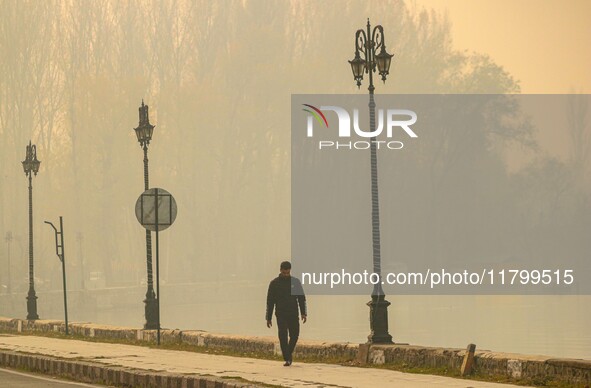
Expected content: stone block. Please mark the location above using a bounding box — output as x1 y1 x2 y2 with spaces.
369 349 385 365
91 365 102 381
161 329 183 344
134 371 148 386
507 359 522 378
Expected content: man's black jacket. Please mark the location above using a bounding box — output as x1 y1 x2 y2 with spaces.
266 275 307 321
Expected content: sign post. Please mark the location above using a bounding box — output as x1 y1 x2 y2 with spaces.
135 188 177 345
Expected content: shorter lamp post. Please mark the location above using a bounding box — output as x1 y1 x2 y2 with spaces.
133 101 158 329
22 141 40 320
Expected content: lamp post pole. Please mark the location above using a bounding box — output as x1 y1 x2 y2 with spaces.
5 231 12 294
44 217 68 335
22 141 41 320
133 100 158 329
348 19 394 344
76 232 85 290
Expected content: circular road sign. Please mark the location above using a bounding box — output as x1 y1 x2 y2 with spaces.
135 188 177 232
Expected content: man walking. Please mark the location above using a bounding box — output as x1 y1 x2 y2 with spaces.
266 261 307 366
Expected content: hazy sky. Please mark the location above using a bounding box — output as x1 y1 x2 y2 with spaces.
414 0 591 93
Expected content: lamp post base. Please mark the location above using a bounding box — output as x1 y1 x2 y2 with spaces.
144 288 159 330
26 289 39 321
367 295 393 344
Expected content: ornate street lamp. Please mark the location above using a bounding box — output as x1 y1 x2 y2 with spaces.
133 100 158 329
22 141 41 320
349 19 394 344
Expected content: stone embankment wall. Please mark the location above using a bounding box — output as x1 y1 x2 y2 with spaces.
0 317 589 386
0 350 258 387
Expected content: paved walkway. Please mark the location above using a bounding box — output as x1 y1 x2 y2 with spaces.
0 334 524 387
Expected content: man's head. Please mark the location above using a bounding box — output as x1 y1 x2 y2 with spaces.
280 261 291 277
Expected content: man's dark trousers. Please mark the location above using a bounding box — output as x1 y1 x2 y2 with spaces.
277 315 299 361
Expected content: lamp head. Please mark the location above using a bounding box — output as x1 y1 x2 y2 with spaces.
376 47 394 82
349 52 366 88
134 100 155 147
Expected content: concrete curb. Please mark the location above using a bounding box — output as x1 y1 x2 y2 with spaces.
1 317 590 386
0 349 261 388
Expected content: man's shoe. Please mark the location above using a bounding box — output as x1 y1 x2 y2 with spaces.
283 361 291 366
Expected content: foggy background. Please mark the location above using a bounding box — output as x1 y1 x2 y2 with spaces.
0 0 590 359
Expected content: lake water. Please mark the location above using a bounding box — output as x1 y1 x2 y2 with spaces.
2 285 589 360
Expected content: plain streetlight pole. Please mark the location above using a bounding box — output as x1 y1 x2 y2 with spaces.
5 231 12 294
44 217 68 335
22 141 41 321
348 18 394 344
133 100 158 329
76 232 85 290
